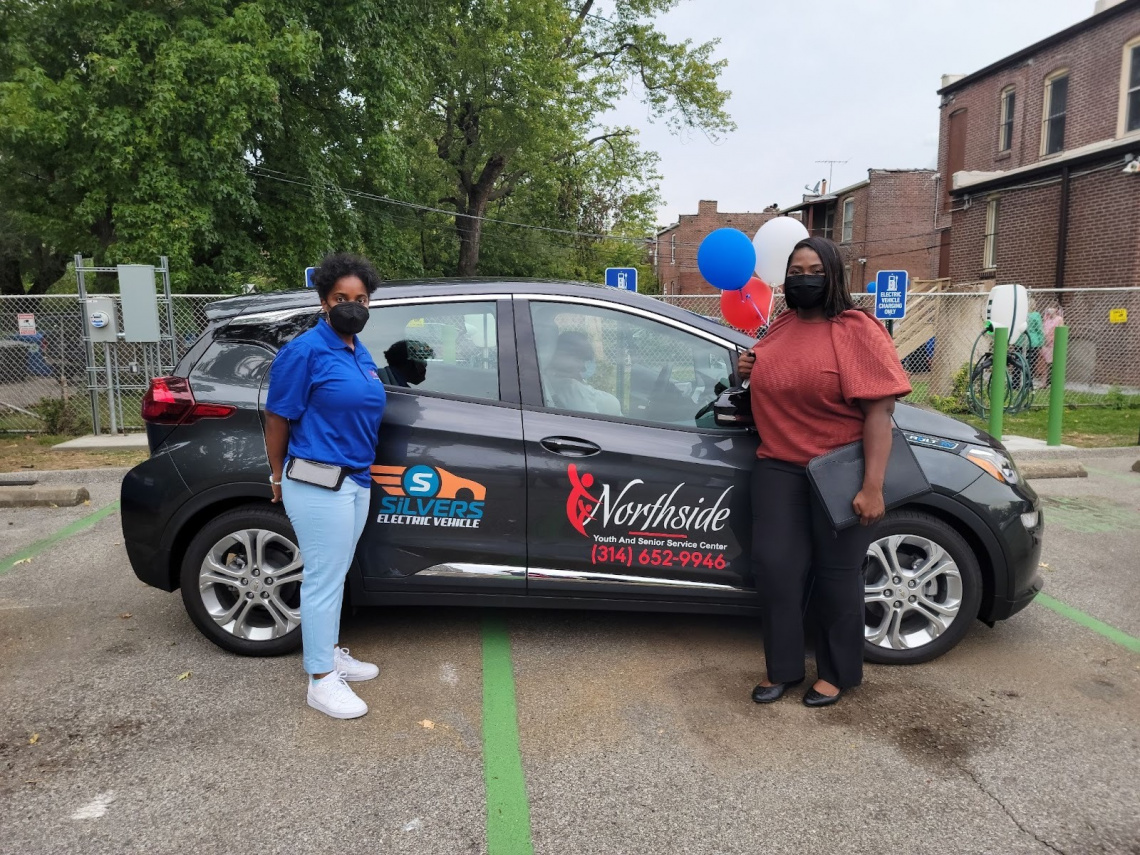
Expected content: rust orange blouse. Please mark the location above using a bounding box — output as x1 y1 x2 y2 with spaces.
748 309 912 466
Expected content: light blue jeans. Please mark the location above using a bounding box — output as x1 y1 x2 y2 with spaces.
280 476 371 675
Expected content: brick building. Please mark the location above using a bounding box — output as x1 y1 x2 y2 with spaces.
781 169 941 290
652 200 781 295
938 0 1140 291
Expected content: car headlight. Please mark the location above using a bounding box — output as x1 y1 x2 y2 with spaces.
965 445 1020 485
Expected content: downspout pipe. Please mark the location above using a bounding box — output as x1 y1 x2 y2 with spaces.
1055 165 1070 290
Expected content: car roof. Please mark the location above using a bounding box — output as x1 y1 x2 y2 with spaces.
207 278 751 346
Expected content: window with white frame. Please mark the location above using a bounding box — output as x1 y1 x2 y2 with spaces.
1041 70 1068 155
999 86 1016 152
1123 40 1140 135
670 234 676 264
984 198 999 271
841 199 855 243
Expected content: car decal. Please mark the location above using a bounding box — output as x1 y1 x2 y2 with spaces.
565 464 736 571
371 464 487 528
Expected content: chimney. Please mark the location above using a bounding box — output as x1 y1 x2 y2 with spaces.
697 200 718 216
941 73 966 89
1094 0 1126 12
820 179 828 195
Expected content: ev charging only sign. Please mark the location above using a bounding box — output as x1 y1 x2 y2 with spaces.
874 270 908 321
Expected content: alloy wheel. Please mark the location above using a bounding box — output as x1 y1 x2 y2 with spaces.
864 533 963 651
198 528 303 642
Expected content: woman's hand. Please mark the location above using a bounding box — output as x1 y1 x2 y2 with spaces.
852 486 885 526
737 350 756 381
271 482 283 504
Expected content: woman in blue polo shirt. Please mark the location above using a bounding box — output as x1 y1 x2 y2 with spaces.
264 253 386 720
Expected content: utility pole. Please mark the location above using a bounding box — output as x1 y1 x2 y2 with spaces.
815 159 849 191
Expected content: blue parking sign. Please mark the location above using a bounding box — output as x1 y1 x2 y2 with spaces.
304 266 317 289
874 270 908 321
605 267 637 292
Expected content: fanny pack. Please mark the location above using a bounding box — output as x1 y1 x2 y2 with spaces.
285 458 353 491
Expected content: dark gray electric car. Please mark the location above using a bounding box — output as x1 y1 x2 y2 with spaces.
122 280 1044 665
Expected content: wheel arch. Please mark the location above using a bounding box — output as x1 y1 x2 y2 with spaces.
897 492 1007 623
162 483 278 591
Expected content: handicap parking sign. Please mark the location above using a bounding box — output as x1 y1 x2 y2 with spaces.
874 270 908 321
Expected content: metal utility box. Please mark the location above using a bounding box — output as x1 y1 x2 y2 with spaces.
118 264 161 343
87 296 119 343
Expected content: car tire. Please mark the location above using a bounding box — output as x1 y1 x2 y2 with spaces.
180 504 304 656
862 510 982 665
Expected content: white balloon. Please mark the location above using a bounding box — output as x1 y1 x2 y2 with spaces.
752 217 810 287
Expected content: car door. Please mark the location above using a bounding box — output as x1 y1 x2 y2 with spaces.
517 294 758 603
350 295 528 595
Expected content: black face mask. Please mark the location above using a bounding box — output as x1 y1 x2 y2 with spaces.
326 302 369 335
784 274 828 311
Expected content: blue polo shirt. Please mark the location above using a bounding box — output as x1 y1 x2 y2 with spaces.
265 319 386 488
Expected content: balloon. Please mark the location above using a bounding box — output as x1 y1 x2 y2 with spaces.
697 228 756 291
720 277 775 331
752 217 809 288
743 276 775 326
866 281 877 293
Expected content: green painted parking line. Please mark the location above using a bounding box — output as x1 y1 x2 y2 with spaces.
1083 465 1140 486
482 614 535 855
1037 592 1140 654
0 500 121 576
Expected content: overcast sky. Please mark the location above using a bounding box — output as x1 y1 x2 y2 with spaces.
604 0 1094 228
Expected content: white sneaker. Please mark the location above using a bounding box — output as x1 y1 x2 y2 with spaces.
307 671 368 719
333 646 380 682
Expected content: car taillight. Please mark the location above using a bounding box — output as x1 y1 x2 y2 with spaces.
142 376 236 425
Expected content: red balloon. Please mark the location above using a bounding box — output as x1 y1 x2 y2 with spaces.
742 276 775 326
720 277 774 331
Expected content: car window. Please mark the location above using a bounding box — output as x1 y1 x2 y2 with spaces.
529 301 735 429
359 301 499 401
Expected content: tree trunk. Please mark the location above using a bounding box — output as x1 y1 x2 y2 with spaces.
27 247 69 295
455 203 485 277
453 153 507 277
0 253 22 295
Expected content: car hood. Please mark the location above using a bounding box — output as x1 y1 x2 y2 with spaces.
894 403 1001 449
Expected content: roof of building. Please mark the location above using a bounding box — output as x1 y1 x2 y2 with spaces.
779 169 936 214
938 0 1140 96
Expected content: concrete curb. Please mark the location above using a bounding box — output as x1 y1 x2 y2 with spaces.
1020 460 1087 480
0 486 91 508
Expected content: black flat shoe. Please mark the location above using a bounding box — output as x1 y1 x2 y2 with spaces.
803 687 843 707
751 678 804 704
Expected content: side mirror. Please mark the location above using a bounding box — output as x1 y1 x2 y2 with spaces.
713 384 754 429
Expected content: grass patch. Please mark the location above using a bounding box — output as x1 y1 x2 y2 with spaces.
962 407 1140 448
0 434 148 473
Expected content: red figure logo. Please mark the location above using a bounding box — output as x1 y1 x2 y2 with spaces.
566 464 600 537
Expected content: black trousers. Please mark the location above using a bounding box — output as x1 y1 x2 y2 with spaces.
751 459 876 689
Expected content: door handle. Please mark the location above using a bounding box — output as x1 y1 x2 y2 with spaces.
540 436 601 457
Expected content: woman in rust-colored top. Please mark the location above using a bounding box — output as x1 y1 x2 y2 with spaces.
737 236 911 707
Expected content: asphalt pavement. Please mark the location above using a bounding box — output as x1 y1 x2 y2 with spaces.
1 457 1138 855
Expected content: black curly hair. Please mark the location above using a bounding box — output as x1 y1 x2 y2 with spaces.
311 252 382 301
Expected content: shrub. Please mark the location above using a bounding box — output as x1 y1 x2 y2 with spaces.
31 395 91 436
928 364 971 415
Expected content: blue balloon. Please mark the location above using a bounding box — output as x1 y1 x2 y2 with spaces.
697 228 756 291
866 281 877 293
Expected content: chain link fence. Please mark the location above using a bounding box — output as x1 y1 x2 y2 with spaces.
654 285 1140 414
3 287 1138 433
0 295 221 433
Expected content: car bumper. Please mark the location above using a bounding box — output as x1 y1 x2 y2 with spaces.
957 474 1044 623
121 451 187 591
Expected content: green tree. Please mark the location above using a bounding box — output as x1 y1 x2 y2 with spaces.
414 0 732 276
0 0 429 291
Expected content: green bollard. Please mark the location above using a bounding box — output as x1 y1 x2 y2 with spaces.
1046 325 1069 446
989 326 1009 440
